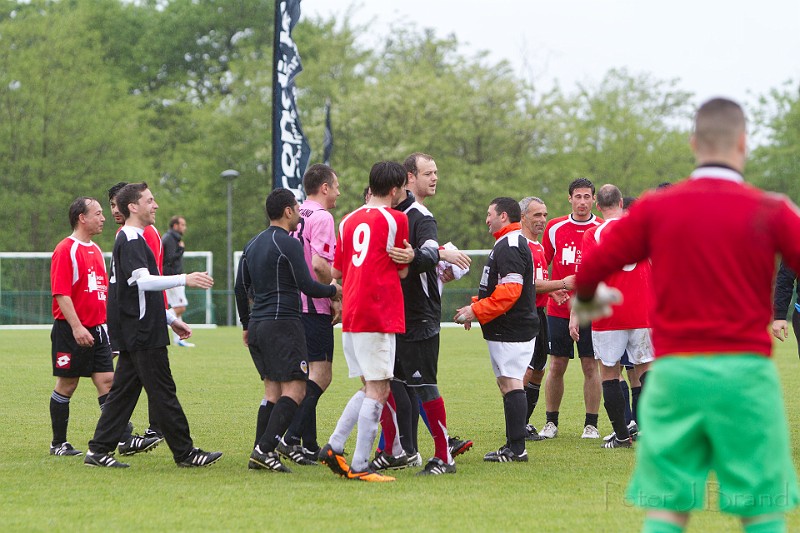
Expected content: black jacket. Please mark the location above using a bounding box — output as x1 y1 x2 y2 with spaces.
161 228 184 275
394 191 441 341
773 260 799 319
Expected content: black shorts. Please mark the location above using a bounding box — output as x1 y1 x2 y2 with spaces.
248 319 309 382
51 320 113 378
547 315 594 359
301 313 334 363
528 308 549 371
620 351 634 370
394 334 439 386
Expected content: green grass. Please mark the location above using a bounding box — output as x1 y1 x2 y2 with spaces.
1 327 798 532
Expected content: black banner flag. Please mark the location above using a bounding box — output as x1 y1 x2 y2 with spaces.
323 99 333 166
272 0 311 198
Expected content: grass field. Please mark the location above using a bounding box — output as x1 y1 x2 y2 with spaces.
1 327 798 532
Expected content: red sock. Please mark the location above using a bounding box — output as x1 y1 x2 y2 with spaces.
422 397 449 462
379 392 398 455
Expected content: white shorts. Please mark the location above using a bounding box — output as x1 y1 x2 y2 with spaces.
166 286 188 309
591 328 654 368
342 332 395 381
487 338 536 380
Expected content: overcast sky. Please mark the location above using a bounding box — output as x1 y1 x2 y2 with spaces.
303 0 800 108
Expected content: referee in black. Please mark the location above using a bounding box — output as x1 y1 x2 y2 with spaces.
86 183 221 468
236 188 341 473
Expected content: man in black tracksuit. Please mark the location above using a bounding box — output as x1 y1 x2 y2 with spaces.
772 261 800 356
376 153 472 476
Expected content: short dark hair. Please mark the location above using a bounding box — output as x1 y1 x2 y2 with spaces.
596 184 622 209
363 186 371 202
656 181 672 189
368 161 406 197
116 182 148 219
303 164 337 195
490 197 521 223
69 197 95 230
108 181 128 202
402 152 434 176
622 196 637 210
569 178 595 196
266 188 297 221
169 215 184 229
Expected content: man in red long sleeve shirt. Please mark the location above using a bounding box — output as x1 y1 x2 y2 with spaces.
574 98 799 533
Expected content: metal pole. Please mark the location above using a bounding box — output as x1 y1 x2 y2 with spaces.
220 169 239 326
226 180 233 326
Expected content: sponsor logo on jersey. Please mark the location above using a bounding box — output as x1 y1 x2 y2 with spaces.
561 244 577 265
56 352 72 369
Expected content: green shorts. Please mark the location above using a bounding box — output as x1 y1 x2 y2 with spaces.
626 355 799 517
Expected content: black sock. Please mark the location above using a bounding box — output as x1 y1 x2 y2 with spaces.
255 401 274 448
620 380 632 424
546 410 559 426
631 386 642 423
525 383 540 422
257 396 298 453
584 413 599 428
50 391 70 445
389 380 414 454
284 380 323 447
503 390 528 455
407 385 420 453
97 393 109 411
602 380 630 439
299 380 324 451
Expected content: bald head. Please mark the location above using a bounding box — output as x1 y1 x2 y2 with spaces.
692 98 746 161
595 184 623 218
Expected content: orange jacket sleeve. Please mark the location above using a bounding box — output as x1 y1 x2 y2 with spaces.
471 283 523 324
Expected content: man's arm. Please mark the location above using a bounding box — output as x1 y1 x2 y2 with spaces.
54 295 94 347
312 254 333 284
234 253 252 331
286 238 339 300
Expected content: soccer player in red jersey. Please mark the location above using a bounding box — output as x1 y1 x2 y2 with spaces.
571 184 652 449
540 178 603 439
373 153 473 476
574 98 800 532
48 197 112 457
319 161 410 482
518 196 573 440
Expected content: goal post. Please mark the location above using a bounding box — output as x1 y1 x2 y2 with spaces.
0 251 214 329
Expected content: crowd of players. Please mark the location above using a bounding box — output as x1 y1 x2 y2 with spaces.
47 98 799 530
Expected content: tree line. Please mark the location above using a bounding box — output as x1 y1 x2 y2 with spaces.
1 0 797 282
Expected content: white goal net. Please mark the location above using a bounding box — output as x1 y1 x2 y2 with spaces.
0 251 214 329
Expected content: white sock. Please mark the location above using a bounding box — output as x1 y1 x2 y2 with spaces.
328 390 365 453
352 397 383 472
389 404 402 455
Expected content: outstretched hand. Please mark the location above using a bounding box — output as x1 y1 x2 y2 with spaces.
439 248 472 270
185 272 214 289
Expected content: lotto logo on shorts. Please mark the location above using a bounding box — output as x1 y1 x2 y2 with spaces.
56 352 72 369
300 360 308 374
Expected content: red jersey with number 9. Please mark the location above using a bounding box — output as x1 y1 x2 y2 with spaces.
333 205 409 333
